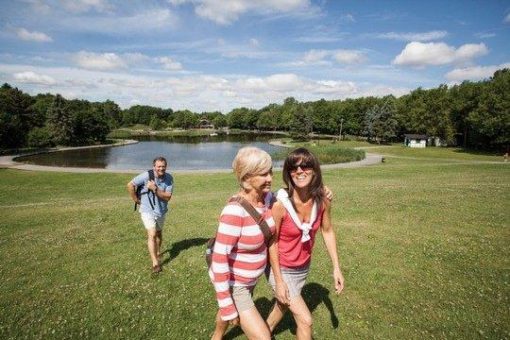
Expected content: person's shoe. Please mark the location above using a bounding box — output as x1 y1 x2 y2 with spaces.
152 264 162 274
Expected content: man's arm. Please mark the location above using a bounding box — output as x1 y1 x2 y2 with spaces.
127 181 140 204
146 180 172 202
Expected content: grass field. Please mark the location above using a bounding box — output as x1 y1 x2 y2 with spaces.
0 145 509 339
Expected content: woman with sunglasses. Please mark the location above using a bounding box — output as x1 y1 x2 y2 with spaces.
266 147 345 339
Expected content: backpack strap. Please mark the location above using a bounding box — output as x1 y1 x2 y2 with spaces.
134 170 157 211
147 170 156 209
229 196 272 245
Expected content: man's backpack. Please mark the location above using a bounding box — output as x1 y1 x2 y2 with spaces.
134 170 156 211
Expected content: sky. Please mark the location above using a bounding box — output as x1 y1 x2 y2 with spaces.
0 0 509 113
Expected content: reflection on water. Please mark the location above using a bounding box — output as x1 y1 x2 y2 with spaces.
16 135 285 170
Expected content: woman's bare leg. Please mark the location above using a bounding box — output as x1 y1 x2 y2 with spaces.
239 306 271 340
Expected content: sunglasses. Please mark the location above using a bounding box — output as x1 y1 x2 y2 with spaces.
288 162 313 172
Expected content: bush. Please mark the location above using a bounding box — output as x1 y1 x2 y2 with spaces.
27 126 53 148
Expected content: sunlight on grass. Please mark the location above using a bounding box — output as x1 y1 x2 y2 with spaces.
0 149 509 339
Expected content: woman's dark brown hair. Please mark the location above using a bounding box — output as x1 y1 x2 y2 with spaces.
282 147 324 206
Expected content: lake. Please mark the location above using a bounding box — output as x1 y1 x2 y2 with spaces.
15 135 285 170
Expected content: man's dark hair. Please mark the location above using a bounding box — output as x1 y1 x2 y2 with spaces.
153 156 167 166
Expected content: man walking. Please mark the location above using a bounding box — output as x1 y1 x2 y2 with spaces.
127 156 173 273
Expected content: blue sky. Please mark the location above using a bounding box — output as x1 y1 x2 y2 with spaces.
1 0 509 112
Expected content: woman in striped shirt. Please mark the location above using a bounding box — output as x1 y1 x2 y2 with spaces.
210 146 275 340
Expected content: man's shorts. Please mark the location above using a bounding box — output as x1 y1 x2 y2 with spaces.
140 213 166 231
231 285 255 313
268 265 310 298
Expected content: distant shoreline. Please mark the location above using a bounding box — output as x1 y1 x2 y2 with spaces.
0 138 383 173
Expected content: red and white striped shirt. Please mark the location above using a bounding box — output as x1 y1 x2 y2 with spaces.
210 194 275 321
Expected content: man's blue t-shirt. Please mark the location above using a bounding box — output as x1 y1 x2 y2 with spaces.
131 171 173 217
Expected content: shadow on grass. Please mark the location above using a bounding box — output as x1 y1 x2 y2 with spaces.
160 237 209 266
224 282 339 339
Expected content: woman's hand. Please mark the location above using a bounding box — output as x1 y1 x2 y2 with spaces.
334 268 345 294
275 280 290 305
229 317 240 326
324 185 333 201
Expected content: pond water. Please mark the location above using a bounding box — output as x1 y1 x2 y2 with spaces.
16 135 285 170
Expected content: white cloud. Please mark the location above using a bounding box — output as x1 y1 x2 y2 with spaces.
60 0 112 13
445 63 510 81
73 51 127 70
393 42 488 67
455 43 489 61
22 0 51 14
376 30 447 42
475 32 496 39
312 80 357 94
505 13 510 23
266 73 302 91
286 49 366 67
357 85 410 98
295 35 346 43
249 38 260 47
16 28 53 42
204 38 272 59
60 8 178 34
13 71 57 85
123 53 150 64
237 74 303 93
157 57 183 71
72 51 184 71
333 50 366 64
341 14 355 22
171 0 310 25
1 62 407 112
303 49 329 63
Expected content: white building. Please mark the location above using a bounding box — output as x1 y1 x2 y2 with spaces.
404 134 427 148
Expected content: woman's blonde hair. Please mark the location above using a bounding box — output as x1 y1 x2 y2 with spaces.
232 146 272 187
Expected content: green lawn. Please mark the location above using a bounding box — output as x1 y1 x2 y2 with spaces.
0 147 509 339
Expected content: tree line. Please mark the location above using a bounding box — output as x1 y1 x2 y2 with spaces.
1 69 508 150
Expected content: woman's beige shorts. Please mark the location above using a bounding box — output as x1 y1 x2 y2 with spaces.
231 285 255 313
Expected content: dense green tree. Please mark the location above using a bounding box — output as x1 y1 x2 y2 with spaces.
279 97 298 131
173 110 198 129
27 126 53 147
74 108 110 145
309 99 336 134
257 109 278 131
363 96 398 143
450 81 482 147
398 88 428 135
467 69 510 148
290 105 313 140
212 114 227 129
122 105 169 126
227 107 251 129
149 115 162 130
30 93 55 127
47 94 74 145
425 85 455 144
102 100 122 128
0 84 35 148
